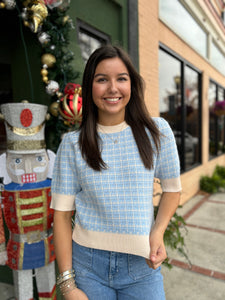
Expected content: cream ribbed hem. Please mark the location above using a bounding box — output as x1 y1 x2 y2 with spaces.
160 177 182 192
50 193 75 211
72 224 150 259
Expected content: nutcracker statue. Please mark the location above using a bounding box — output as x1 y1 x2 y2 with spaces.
0 102 56 300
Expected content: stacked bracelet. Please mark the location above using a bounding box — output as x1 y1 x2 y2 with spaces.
56 269 77 296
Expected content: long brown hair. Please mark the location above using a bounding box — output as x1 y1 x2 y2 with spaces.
79 45 161 171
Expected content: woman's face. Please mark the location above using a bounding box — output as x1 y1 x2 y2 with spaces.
92 57 131 125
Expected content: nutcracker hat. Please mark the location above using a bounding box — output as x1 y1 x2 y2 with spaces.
0 101 49 154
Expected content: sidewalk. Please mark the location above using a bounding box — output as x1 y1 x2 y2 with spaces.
1 192 225 299
161 192 225 300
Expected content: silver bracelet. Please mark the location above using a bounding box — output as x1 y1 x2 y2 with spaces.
57 273 75 285
56 269 75 285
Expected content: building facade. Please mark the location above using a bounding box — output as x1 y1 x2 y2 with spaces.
0 0 225 206
139 0 225 204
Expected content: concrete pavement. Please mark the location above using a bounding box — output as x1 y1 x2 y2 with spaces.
1 192 225 299
162 192 225 300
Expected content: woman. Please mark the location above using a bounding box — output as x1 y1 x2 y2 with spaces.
51 45 181 299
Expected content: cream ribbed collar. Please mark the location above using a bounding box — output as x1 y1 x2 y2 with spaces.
97 121 128 133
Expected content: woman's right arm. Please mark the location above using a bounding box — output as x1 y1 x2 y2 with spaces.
53 210 88 300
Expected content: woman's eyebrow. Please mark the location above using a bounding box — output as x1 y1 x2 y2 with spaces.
94 73 106 78
94 72 129 78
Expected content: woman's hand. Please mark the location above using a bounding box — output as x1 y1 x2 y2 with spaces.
63 287 89 300
146 229 167 269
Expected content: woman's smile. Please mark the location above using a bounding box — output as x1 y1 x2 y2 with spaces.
92 57 131 125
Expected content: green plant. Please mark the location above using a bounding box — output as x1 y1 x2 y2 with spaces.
200 165 225 193
154 206 190 269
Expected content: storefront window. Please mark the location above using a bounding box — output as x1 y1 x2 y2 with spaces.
77 20 110 64
159 48 202 172
208 81 225 157
159 0 207 57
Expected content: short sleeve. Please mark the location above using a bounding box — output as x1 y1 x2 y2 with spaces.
154 118 182 192
50 132 81 211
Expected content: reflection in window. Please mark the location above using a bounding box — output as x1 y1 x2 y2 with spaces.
211 42 225 76
159 0 207 57
77 21 110 64
208 81 225 157
159 50 180 128
78 31 102 63
184 66 200 165
159 48 201 172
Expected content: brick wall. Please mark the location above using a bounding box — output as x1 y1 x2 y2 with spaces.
138 0 225 204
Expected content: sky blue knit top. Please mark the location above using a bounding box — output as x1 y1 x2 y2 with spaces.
51 117 181 258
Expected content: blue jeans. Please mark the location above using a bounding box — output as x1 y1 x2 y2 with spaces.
72 241 165 300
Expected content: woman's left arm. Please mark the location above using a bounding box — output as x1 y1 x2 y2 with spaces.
146 191 180 269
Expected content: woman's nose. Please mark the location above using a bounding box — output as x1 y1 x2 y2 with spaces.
108 80 118 93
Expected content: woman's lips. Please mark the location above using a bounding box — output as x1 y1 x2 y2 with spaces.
104 97 121 103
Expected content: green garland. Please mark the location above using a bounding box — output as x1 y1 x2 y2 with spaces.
12 0 80 150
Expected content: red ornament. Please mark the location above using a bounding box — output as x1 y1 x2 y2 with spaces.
58 83 82 125
20 109 33 127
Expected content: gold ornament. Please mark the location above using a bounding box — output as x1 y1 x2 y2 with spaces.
49 101 59 117
41 53 56 68
41 68 48 76
63 15 70 24
31 2 48 33
24 20 30 27
42 76 49 83
0 2 6 8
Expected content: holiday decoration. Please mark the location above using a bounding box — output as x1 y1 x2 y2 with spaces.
213 100 225 117
41 53 56 68
0 0 16 10
49 101 59 117
58 83 82 125
46 80 59 96
0 102 56 300
31 1 48 32
3 0 80 151
38 31 51 45
44 0 62 9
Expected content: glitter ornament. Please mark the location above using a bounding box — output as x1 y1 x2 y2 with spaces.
41 53 56 68
46 80 59 96
38 32 51 45
58 83 82 124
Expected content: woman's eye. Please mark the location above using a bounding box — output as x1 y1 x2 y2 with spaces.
14 158 22 164
118 77 128 81
96 78 106 83
36 156 43 162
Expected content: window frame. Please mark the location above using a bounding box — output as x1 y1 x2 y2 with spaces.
159 43 202 172
208 79 225 158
